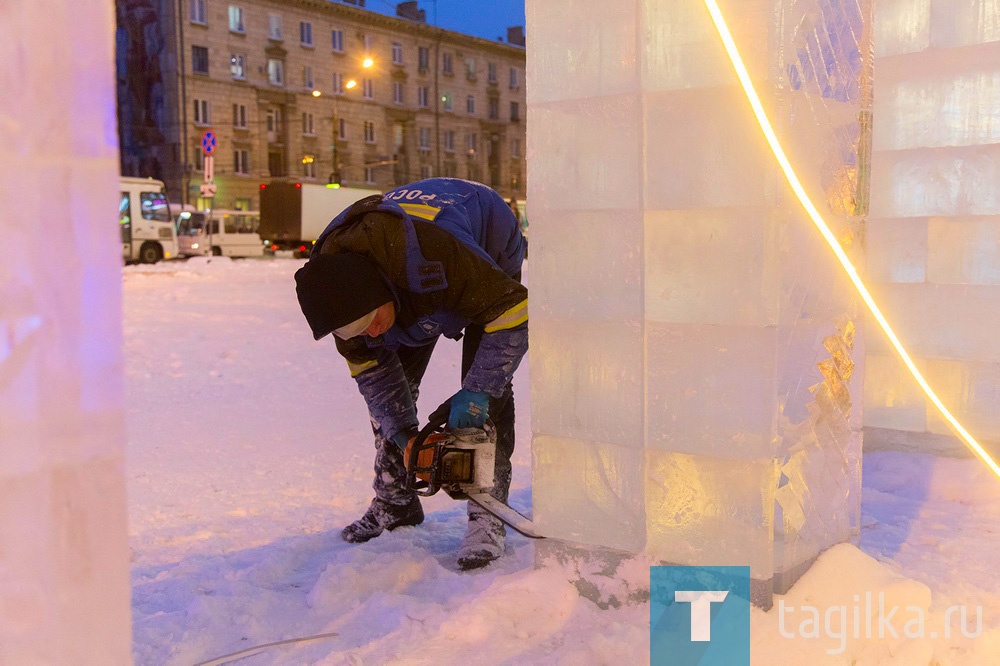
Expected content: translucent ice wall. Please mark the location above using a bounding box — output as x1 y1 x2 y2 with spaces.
0 3 131 662
527 0 871 604
866 0 1000 457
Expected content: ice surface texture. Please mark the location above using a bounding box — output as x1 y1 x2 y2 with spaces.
528 0 872 602
0 2 130 663
867 0 1000 447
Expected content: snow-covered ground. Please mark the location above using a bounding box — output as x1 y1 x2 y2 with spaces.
126 258 1000 665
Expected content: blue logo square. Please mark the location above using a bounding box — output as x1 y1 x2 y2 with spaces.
650 566 750 666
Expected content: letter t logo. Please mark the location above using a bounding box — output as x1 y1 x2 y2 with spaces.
675 590 729 641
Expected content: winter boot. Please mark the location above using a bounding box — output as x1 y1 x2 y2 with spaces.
341 496 424 543
342 435 423 543
456 508 506 570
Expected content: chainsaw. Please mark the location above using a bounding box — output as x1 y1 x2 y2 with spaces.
403 407 544 539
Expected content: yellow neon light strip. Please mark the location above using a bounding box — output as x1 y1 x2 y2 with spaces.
703 0 1000 479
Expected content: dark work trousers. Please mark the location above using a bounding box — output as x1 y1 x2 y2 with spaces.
370 284 520 508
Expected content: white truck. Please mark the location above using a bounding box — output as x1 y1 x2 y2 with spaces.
259 182 380 258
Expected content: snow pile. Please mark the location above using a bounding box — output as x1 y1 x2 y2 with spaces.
125 259 999 664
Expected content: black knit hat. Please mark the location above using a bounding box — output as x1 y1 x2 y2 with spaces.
294 253 394 340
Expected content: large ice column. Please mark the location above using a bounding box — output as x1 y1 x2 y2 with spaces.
528 0 871 605
0 3 131 663
866 0 1000 458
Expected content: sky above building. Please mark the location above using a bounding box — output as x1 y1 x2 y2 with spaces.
360 0 526 43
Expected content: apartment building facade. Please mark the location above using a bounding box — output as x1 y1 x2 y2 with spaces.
117 0 527 210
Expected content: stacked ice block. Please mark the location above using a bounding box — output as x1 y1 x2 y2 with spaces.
866 0 1000 456
0 2 131 662
527 0 871 605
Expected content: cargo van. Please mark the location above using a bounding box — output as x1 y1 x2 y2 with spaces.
176 209 263 258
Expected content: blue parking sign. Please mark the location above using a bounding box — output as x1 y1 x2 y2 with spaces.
201 130 217 155
650 566 750 665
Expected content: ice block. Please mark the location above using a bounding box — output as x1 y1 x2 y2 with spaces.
867 0 1000 456
0 2 130 662
528 0 871 607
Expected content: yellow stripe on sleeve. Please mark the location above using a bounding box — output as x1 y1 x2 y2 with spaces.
484 299 528 333
347 359 378 377
399 203 441 221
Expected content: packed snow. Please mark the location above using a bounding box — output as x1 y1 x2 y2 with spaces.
126 258 1000 664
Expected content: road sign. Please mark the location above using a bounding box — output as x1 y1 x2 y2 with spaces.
199 183 217 198
201 130 217 156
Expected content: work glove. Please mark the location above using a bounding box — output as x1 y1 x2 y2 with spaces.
390 427 417 452
447 389 490 429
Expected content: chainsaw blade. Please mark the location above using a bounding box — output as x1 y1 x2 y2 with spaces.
467 492 545 539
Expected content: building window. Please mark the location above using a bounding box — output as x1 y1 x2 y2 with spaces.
467 163 480 181
266 108 281 133
392 82 404 105
302 154 316 178
300 22 313 46
509 67 519 89
302 112 314 135
190 0 206 24
230 53 246 80
442 92 453 112
420 164 432 179
331 29 344 52
392 42 403 65
303 66 314 89
364 120 376 144
268 13 282 40
418 46 429 71
466 133 477 155
234 149 250 174
510 101 520 122
193 99 210 125
466 95 475 114
192 144 204 170
337 118 346 140
488 62 497 83
191 46 209 75
465 57 476 80
365 166 376 184
488 98 499 120
332 72 344 94
419 127 430 150
267 59 284 86
228 6 244 33
233 103 247 128
417 86 429 108
363 34 372 51
443 130 455 153
512 137 521 158
443 161 456 178
363 78 374 100
442 52 453 75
